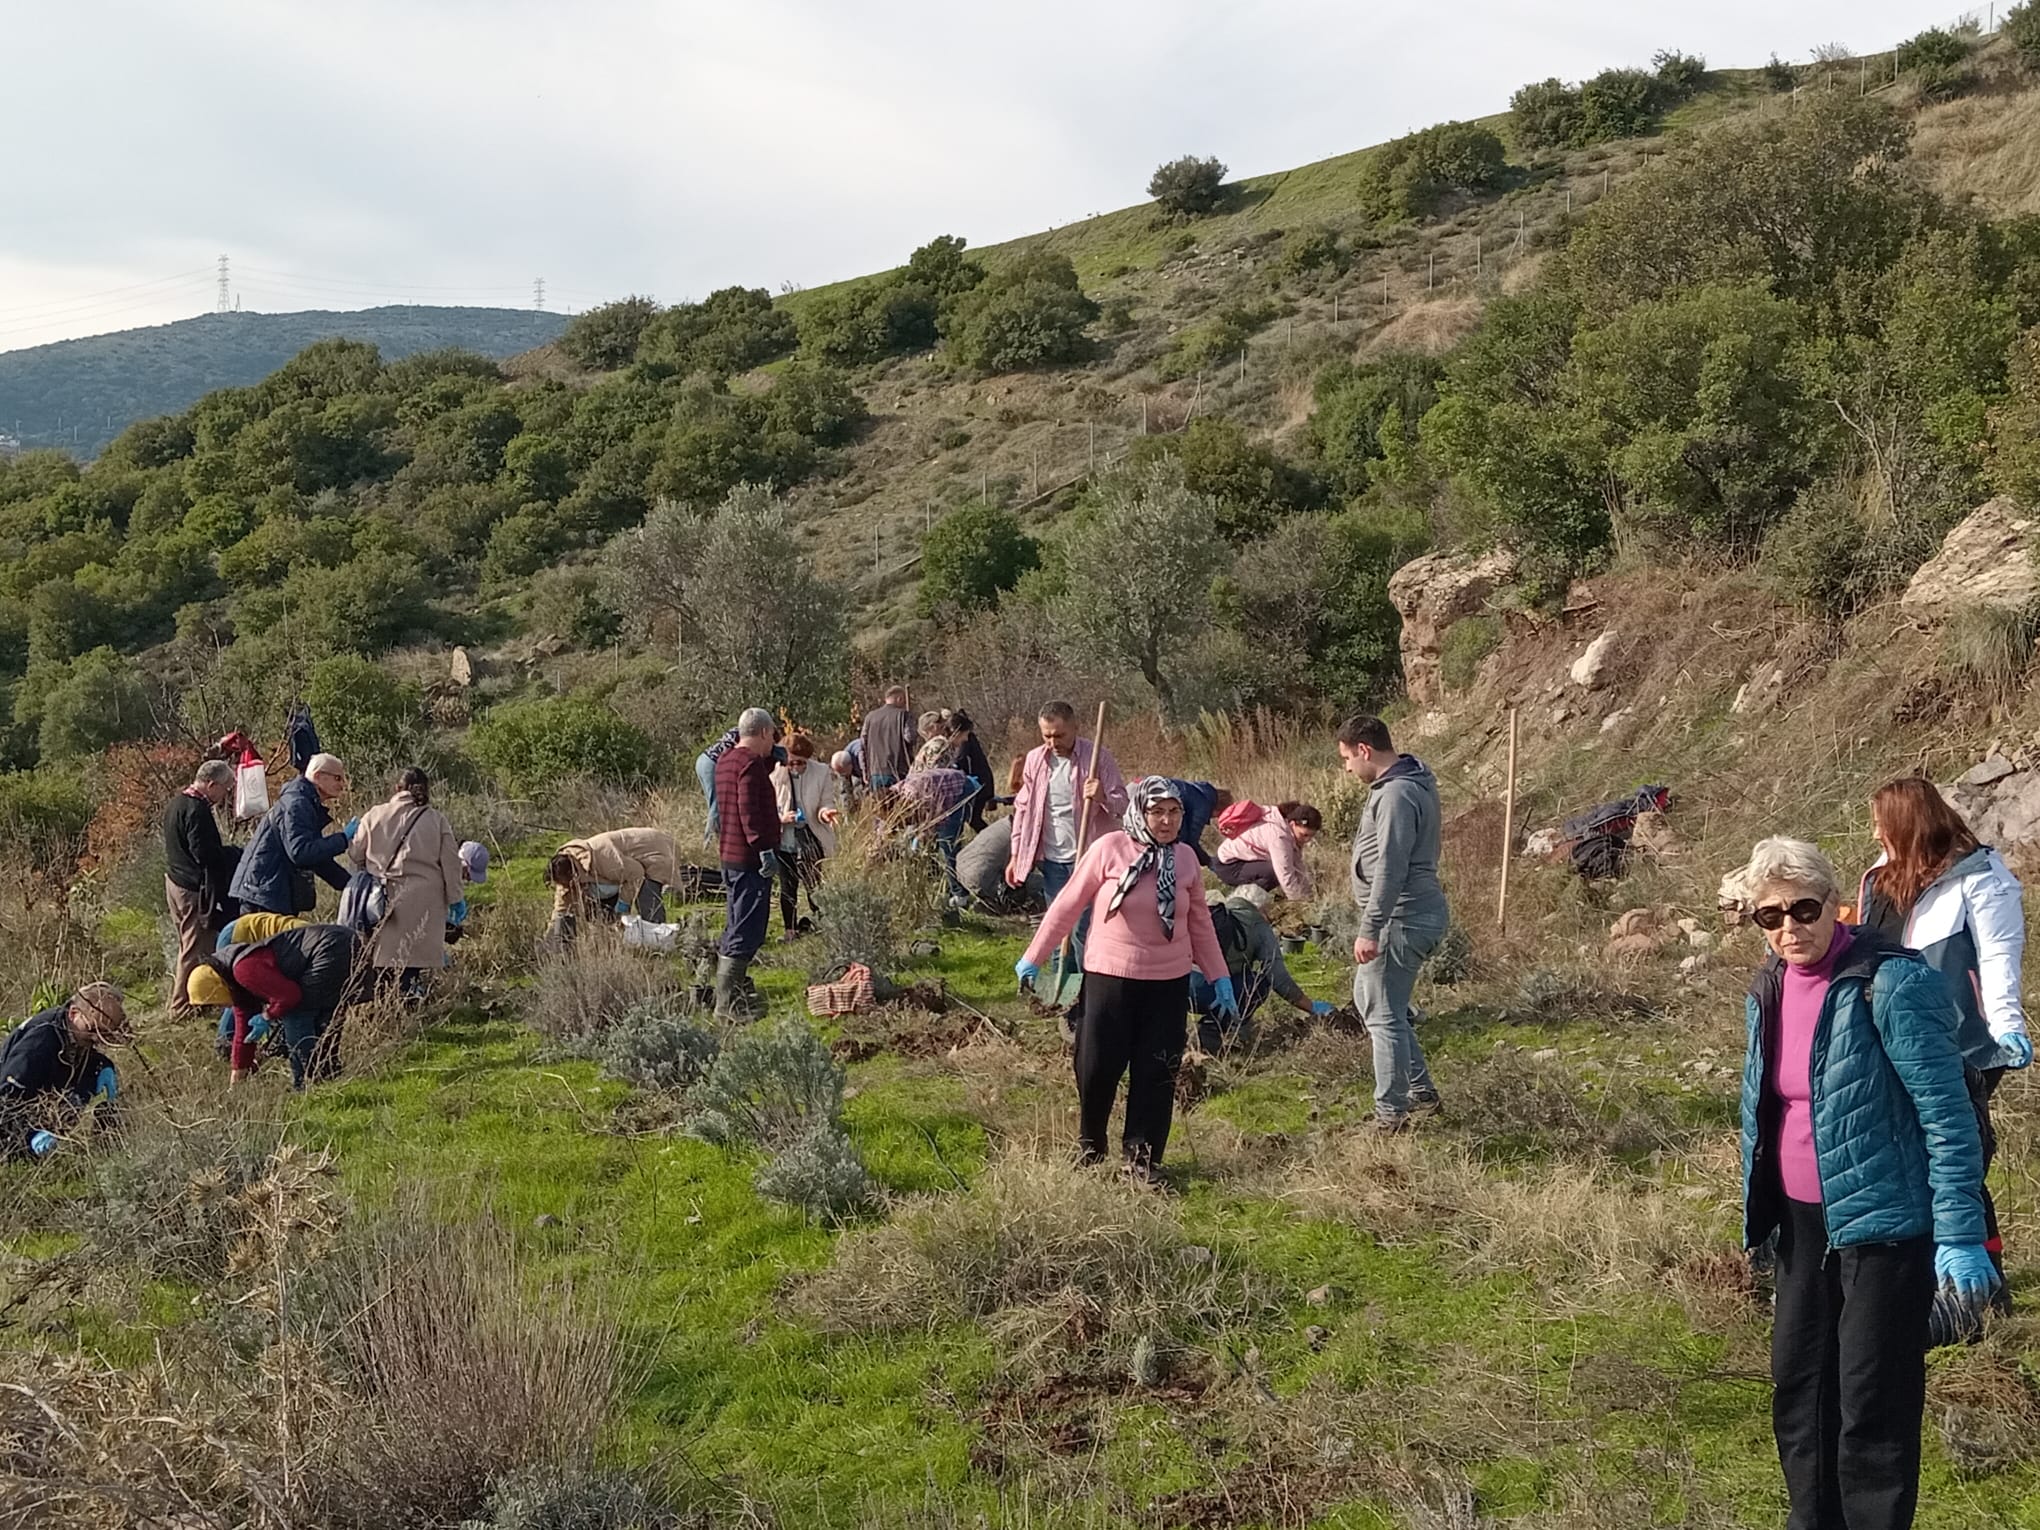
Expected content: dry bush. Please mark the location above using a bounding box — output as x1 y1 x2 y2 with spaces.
791 1151 1257 1369
528 940 687 1045
806 819 943 986
1930 1338 2040 1477
82 1108 296 1284
452 887 553 990
305 1214 630 1530
1445 1045 1691 1161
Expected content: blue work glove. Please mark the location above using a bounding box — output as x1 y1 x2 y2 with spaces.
245 1014 272 1045
448 899 468 926
343 817 360 840
1014 958 1041 990
1999 1032 2034 1069
759 850 782 880
1311 1000 1335 1019
94 1065 117 1102
27 1130 57 1158
1210 976 1240 1019
1935 1243 2001 1301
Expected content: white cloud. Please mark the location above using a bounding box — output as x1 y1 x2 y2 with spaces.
0 0 1965 350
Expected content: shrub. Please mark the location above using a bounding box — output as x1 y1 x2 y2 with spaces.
1764 482 1882 621
470 697 658 796
0 767 93 880
684 1017 847 1151
306 654 421 777
19 646 154 761
940 251 1098 372
310 1216 625 1530
1357 122 1507 222
2007 1 2040 68
917 503 1039 615
525 565 623 648
1944 604 2040 698
1762 54 1798 91
596 995 721 1092
1129 416 1317 543
1278 226 1344 279
85 1113 295 1283
528 943 684 1045
1438 614 1501 693
1580 67 1661 142
1511 78 1587 151
1895 27 1970 73
1651 49 1707 98
558 296 661 372
1159 299 1275 379
754 1120 875 1220
1148 155 1229 217
465 1465 681 1530
637 285 797 378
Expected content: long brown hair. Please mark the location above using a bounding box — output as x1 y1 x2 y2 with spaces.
1871 776 1980 913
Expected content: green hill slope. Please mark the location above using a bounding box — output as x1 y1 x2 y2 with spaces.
0 306 568 459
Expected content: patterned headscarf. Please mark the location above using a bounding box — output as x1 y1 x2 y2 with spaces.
1108 776 1183 939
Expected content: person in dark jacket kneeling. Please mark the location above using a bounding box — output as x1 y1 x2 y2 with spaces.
0 983 128 1159
190 924 362 1090
1735 836 1992 1530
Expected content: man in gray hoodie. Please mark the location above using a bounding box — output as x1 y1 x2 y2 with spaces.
1338 713 1450 1131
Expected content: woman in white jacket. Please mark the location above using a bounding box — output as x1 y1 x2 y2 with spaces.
772 734 841 938
1860 776 2032 1289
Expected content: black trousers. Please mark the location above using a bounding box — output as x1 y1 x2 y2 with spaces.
720 865 771 961
1073 972 1188 1165
1969 1066 2006 1274
1209 856 1277 893
1772 1197 1933 1530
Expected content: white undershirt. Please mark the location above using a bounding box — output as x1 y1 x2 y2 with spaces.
1045 751 1078 863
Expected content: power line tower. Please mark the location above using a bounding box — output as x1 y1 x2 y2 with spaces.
216 254 230 314
532 276 546 312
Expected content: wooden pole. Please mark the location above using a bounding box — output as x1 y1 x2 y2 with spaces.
1496 706 1519 930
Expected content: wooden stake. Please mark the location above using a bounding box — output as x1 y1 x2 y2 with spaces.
1496 706 1519 930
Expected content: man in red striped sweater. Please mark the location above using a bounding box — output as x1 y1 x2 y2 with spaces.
713 707 782 1020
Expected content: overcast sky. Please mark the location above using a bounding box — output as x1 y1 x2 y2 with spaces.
0 0 1971 352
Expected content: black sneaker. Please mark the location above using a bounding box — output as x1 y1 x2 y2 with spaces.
1408 1090 1443 1118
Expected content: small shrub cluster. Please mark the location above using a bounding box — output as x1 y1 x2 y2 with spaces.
84 1112 290 1283
460 1464 683 1530
1158 299 1278 380
2008 1 2040 69
941 251 1099 373
1437 614 1501 693
1148 154 1229 218
470 697 660 797
596 994 721 1093
1896 27 1977 100
804 842 942 988
1511 54 1693 151
685 1018 873 1219
1356 121 1507 222
529 943 685 1046
1278 225 1345 279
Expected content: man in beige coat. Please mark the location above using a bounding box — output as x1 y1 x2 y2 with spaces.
348 767 465 994
547 827 679 941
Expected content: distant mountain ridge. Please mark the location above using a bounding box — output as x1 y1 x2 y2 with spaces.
0 306 568 459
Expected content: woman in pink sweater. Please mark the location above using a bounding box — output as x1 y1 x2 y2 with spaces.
1018 777 1237 1181
1213 802 1321 901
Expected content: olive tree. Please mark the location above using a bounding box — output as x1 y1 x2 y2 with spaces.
1051 461 1229 717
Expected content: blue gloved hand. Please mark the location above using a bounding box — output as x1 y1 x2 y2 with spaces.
1210 976 1240 1018
759 850 782 880
343 817 360 839
1015 958 1041 990
246 1014 271 1045
448 899 468 926
2000 1032 2034 1069
27 1130 57 1158
1936 1243 2001 1301
94 1065 117 1102
1311 1000 1334 1019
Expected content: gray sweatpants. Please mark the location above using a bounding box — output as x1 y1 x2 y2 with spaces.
1353 920 1446 1117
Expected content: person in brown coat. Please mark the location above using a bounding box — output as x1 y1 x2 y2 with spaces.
546 827 680 945
348 766 465 998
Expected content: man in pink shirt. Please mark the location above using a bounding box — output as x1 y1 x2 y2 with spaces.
1006 700 1129 983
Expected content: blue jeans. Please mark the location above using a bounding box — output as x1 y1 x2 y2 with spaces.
720 864 771 962
1353 920 1446 1116
1040 859 1087 988
695 753 718 844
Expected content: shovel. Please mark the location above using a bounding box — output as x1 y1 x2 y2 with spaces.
1043 701 1108 1011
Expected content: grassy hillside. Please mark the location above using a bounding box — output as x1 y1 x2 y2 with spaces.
0 306 567 459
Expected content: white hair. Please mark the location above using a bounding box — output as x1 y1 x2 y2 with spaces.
194 759 234 788
829 750 854 774
305 753 346 778
737 707 775 739
1738 836 1841 904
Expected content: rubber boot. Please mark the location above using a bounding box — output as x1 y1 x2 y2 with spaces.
715 956 765 1022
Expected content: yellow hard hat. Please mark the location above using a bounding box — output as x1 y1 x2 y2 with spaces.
186 966 231 1008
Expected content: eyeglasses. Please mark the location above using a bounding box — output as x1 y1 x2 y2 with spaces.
1752 898 1827 931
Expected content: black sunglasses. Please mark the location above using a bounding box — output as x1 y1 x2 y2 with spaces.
1752 898 1827 931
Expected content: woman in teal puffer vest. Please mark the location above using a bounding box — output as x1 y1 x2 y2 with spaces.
1734 836 1990 1530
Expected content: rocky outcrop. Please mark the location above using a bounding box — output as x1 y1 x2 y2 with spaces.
1901 497 2040 619
1947 754 2040 849
1570 629 1618 689
1387 546 1517 704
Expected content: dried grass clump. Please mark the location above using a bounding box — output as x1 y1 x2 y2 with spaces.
306 1215 630 1530
528 940 685 1045
806 822 943 987
792 1152 1252 1367
1930 1340 2040 1478
83 1110 295 1284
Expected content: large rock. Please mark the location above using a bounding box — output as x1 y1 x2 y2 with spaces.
1901 497 2040 618
1948 763 2040 850
1387 546 1517 704
1571 629 1618 689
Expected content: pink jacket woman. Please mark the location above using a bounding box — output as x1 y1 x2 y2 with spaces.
1024 831 1228 984
1215 811 1315 900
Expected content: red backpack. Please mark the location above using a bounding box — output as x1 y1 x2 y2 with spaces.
1216 800 1268 839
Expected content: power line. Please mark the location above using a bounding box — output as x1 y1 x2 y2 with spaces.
0 268 214 321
